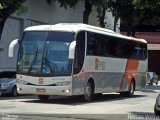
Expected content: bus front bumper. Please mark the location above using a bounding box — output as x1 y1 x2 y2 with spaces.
16 84 72 96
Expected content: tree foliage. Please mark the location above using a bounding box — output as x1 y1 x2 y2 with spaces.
54 0 78 9
106 0 160 36
55 0 108 24
106 0 135 33
96 0 108 28
0 3 3 10
133 0 160 26
0 0 26 39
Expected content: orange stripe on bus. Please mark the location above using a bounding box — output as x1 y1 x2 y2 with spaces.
119 59 139 90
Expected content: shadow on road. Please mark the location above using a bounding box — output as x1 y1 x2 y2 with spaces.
0 95 35 100
21 93 147 105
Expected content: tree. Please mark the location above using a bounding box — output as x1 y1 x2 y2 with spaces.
133 0 160 26
96 0 108 28
55 0 93 24
124 0 160 36
106 0 160 36
0 0 26 39
55 0 106 24
106 0 135 33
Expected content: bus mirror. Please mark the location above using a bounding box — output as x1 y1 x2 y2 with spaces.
69 41 76 59
8 39 19 57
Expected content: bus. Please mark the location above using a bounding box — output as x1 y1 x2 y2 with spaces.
8 23 147 102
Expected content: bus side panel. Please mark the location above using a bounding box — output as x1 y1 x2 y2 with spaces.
72 72 128 95
72 56 129 95
72 56 147 96
72 74 86 95
135 59 148 90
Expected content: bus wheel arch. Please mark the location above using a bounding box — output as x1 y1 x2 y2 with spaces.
84 78 95 102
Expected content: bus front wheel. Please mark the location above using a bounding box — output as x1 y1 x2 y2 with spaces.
120 80 135 97
84 82 93 102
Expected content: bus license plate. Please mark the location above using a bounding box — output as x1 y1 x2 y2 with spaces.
36 88 46 93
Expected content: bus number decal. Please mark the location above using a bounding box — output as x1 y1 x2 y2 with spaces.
95 58 105 71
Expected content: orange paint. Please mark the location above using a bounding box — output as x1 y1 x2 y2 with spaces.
38 77 44 84
119 59 139 90
95 58 99 65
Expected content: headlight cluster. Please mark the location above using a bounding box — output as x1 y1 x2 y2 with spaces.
17 79 28 85
55 81 71 86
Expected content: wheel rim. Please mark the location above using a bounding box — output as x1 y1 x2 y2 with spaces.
130 82 134 95
84 83 92 101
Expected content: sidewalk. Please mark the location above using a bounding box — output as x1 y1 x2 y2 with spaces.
141 81 160 93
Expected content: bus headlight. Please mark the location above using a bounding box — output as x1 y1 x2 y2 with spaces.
55 81 71 86
17 79 28 85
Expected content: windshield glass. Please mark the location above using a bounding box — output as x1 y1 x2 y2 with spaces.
17 31 74 76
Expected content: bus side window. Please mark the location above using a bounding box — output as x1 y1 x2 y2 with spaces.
87 32 95 55
73 31 85 75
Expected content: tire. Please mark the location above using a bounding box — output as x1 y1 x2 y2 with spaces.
11 86 18 97
154 104 160 116
150 79 153 85
120 80 135 97
155 79 158 85
38 95 49 101
84 82 93 102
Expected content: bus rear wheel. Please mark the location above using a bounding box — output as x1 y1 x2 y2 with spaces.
120 80 135 97
38 95 49 101
84 82 93 102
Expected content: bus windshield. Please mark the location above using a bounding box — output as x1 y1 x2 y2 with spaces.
17 31 74 76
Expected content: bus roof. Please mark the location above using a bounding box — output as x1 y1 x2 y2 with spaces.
24 23 147 43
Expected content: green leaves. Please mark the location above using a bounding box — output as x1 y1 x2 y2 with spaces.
16 5 28 16
0 3 3 10
55 0 78 9
0 0 26 39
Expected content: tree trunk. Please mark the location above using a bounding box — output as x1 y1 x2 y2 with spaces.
127 8 135 36
127 13 134 36
99 8 106 28
132 26 136 37
127 20 132 36
83 0 93 24
113 11 119 32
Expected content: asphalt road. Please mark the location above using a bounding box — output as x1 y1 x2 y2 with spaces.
0 85 160 120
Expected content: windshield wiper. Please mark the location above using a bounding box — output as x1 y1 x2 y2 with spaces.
28 47 39 73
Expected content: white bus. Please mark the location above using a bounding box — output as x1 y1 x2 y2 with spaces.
8 23 147 101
